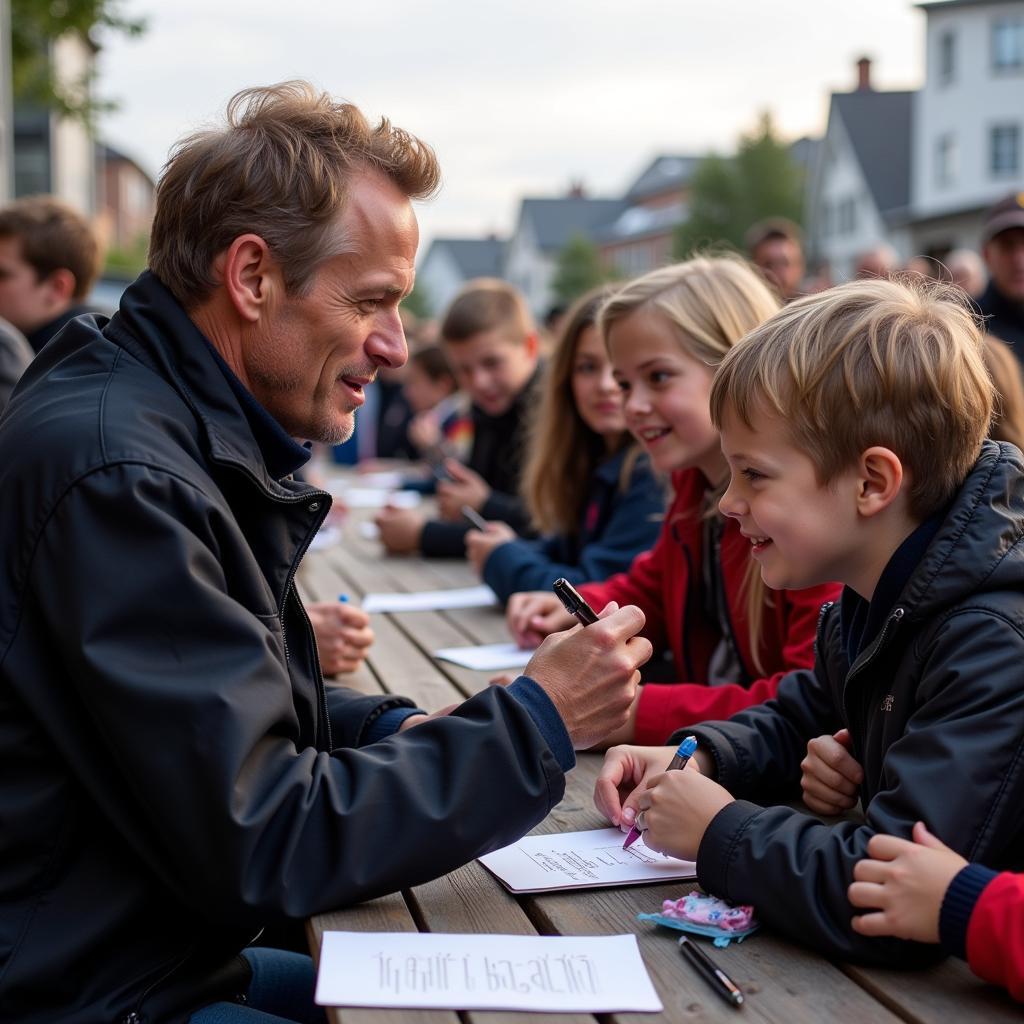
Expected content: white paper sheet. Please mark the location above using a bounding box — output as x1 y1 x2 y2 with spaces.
355 470 405 489
357 520 380 540
331 487 421 509
433 641 533 671
314 931 662 1013
478 828 696 893
308 525 341 551
362 584 498 614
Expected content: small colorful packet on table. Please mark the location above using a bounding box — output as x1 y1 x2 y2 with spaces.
638 891 759 948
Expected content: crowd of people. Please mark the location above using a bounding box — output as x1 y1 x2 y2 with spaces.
1 81 1023 1022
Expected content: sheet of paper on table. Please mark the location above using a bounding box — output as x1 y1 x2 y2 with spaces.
362 584 498 614
434 641 533 671
478 827 696 893
308 525 341 551
314 931 662 1013
330 487 421 509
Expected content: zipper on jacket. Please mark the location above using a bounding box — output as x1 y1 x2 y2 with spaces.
845 606 906 686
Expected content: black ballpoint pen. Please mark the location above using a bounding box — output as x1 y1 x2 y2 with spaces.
552 577 599 626
678 934 744 1008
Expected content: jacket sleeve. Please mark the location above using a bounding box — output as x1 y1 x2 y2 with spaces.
965 872 1024 1002
633 582 838 744
482 473 664 602
419 518 470 557
480 488 531 533
31 463 566 922
578 524 672 653
690 609 1024 964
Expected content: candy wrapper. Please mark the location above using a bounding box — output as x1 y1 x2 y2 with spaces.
638 891 759 948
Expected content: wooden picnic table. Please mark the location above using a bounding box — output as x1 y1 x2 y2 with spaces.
300 471 1021 1024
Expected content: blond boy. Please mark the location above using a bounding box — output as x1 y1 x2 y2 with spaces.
596 276 1024 963
377 278 540 556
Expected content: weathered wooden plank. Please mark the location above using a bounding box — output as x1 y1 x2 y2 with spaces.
308 892 460 1024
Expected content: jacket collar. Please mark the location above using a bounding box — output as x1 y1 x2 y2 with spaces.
106 271 311 495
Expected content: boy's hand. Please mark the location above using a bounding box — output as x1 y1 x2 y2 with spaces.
465 522 517 575
849 821 967 943
437 459 490 520
594 745 677 827
375 507 424 554
801 728 863 815
637 766 734 861
306 600 374 675
506 590 575 648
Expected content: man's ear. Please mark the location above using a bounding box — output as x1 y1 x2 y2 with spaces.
856 446 904 518
215 234 281 324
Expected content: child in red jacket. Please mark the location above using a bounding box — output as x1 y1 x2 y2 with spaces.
848 821 1024 1002
507 256 840 745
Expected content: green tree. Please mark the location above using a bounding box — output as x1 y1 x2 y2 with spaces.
674 111 805 259
12 0 146 127
551 233 607 305
402 281 433 320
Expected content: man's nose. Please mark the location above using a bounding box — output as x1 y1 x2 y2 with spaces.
368 310 407 369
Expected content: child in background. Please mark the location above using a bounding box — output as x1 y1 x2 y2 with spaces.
465 286 664 601
507 258 839 744
847 822 1024 1002
596 276 1024 966
404 345 471 464
376 278 540 557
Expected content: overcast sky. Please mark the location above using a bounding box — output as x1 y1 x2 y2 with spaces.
97 0 926 253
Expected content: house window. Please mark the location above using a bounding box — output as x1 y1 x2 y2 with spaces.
991 124 1021 176
837 197 857 235
992 18 1024 71
935 133 957 187
938 30 956 84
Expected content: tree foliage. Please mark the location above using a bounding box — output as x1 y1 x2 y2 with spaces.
674 112 805 258
551 233 609 306
11 0 146 127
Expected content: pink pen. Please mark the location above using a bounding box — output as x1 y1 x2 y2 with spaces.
623 735 698 849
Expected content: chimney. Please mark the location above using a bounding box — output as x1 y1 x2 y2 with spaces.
567 179 586 198
856 56 872 92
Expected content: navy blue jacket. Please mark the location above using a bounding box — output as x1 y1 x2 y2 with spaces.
482 449 664 602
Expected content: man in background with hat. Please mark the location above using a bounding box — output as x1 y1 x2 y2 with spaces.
977 191 1024 360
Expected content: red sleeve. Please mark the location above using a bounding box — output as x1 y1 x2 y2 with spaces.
579 535 669 654
966 872 1024 1002
633 675 789 744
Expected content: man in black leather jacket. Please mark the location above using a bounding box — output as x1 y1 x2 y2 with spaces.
596 277 1024 966
0 83 652 1024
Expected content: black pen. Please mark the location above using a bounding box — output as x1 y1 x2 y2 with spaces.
461 504 489 532
677 934 744 1008
552 577 599 626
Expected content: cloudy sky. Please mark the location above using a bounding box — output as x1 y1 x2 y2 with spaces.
97 0 926 253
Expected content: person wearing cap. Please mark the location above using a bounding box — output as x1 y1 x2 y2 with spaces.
977 191 1024 359
745 217 805 303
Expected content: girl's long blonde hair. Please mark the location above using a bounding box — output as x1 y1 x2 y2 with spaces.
599 255 781 673
523 285 636 535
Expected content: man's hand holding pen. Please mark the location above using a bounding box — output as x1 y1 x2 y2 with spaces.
524 602 652 751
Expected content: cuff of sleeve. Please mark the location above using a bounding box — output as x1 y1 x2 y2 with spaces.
940 863 999 960
695 799 763 900
361 706 426 745
506 675 576 774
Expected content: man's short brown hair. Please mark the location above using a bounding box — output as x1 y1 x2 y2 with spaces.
710 275 994 520
0 195 100 299
148 81 440 310
440 278 535 345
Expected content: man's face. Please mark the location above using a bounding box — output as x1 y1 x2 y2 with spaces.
445 329 537 416
752 238 804 300
244 171 418 445
983 228 1024 303
718 407 862 594
0 235 62 334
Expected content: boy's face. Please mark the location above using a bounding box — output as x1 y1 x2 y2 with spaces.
445 328 537 416
0 235 63 334
719 407 861 592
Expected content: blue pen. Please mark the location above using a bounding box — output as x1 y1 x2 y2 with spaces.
338 594 349 604
623 735 698 850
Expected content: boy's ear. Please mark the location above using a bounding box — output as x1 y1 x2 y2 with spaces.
856 446 904 518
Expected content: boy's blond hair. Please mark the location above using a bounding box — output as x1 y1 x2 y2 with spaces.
710 276 994 520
